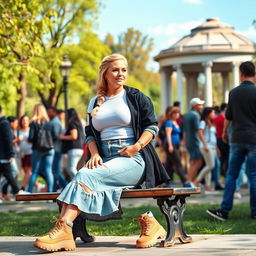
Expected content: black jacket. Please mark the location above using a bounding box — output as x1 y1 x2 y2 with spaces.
0 116 15 160
85 85 169 188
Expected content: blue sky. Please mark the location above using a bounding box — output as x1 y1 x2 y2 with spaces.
96 0 256 70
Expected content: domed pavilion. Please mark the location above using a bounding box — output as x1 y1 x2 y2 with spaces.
154 18 255 112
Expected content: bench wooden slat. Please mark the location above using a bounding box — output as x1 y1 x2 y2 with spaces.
16 187 201 201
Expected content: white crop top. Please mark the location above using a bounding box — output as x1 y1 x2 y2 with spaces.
87 90 134 141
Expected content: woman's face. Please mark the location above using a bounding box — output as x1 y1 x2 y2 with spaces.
104 59 127 91
171 112 180 120
208 110 215 120
21 116 30 128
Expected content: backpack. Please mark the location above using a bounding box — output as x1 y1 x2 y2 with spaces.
37 124 54 151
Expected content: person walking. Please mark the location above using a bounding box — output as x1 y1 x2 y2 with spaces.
0 106 20 197
33 53 169 252
183 97 204 186
47 106 67 191
207 61 256 221
59 108 85 179
1 116 20 200
27 104 55 193
214 103 229 185
163 106 187 185
194 107 217 193
18 115 32 191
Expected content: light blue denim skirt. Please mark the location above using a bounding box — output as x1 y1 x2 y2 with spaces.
57 138 145 217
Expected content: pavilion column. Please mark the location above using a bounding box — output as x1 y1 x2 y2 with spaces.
160 67 172 113
221 72 229 103
204 61 213 107
232 62 240 88
176 64 184 112
185 72 199 111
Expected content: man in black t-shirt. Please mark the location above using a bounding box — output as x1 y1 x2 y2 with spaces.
207 61 256 221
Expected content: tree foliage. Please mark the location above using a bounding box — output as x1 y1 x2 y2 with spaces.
0 0 52 115
33 0 100 108
0 0 104 115
105 28 154 83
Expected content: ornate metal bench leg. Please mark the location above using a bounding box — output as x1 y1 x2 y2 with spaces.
72 216 95 243
157 196 192 247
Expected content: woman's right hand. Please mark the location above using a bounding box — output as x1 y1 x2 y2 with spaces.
86 153 103 169
168 144 174 153
203 145 209 152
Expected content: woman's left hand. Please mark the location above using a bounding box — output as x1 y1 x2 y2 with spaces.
118 145 139 157
59 134 65 140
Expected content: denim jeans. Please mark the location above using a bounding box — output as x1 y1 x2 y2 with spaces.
1 157 19 194
212 155 221 186
0 162 19 194
236 161 250 190
28 149 54 192
221 143 256 215
52 151 67 192
67 148 84 178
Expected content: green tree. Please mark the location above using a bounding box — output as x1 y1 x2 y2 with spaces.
105 28 154 83
0 0 52 116
33 0 100 108
0 0 101 116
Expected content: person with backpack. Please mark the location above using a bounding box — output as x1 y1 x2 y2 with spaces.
27 104 55 193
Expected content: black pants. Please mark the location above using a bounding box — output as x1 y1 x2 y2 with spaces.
0 162 19 194
217 138 230 177
164 143 187 183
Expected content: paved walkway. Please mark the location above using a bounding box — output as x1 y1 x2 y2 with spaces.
0 188 254 255
1 235 256 256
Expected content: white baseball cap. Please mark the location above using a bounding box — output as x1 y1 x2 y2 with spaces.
190 97 205 106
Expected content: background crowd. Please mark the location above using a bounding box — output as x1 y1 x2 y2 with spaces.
0 104 86 202
155 98 249 197
0 92 250 202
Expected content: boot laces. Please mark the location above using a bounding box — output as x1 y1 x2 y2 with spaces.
138 216 152 236
47 218 65 238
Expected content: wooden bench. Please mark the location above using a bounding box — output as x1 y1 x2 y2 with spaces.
16 187 201 247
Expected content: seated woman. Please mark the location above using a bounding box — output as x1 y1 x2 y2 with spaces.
34 53 169 252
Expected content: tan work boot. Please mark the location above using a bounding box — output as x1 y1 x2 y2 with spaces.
34 219 76 252
136 211 166 248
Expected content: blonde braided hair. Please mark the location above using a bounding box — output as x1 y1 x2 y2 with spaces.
90 96 105 117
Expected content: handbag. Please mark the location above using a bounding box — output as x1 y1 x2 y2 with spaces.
37 124 54 151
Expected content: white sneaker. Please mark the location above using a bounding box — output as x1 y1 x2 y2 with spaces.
204 190 220 195
17 190 31 195
234 191 242 199
35 183 46 193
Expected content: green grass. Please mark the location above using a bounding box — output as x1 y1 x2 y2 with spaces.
1 203 256 236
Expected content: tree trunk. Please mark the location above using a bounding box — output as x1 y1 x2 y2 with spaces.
16 72 27 118
37 77 59 108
